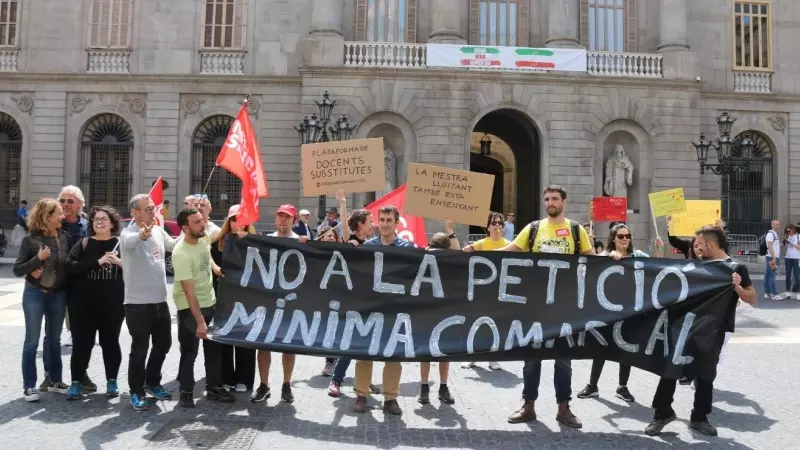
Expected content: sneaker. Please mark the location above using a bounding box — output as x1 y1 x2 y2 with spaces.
353 395 368 413
106 379 119 398
63 335 73 347
82 375 98 393
144 385 172 401
322 361 335 377
49 381 69 394
179 391 195 408
223 384 233 392
678 376 693 385
772 294 784 301
690 419 718 436
251 383 270 403
417 383 430 404
508 400 536 423
383 399 402 415
39 376 51 392
488 361 501 370
615 386 635 402
764 293 772 299
234 383 247 393
327 380 342 398
281 383 294 403
207 386 235 403
23 388 40 402
130 393 151 411
66 381 82 400
645 414 676 436
556 402 582 428
460 362 475 369
438 385 455 405
577 384 599 399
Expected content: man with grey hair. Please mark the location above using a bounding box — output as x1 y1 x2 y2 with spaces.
120 193 179 411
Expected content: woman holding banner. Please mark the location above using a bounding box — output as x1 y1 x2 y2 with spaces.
577 223 662 403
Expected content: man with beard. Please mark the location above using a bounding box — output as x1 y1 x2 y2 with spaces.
495 185 595 428
646 225 756 437
172 208 232 407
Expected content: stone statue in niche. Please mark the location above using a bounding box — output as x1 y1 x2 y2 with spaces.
375 146 397 199
603 144 634 199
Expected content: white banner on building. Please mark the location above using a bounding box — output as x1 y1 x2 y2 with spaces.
427 44 587 73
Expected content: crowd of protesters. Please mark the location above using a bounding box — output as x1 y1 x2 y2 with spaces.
11 184 756 437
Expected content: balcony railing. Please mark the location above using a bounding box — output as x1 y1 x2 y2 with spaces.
587 51 663 78
200 50 246 75
734 71 772 93
0 48 19 72
87 49 131 73
344 42 427 68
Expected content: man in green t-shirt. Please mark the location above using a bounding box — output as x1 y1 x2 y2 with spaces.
172 208 233 407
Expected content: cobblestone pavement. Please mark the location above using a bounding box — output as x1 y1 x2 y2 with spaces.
0 265 795 449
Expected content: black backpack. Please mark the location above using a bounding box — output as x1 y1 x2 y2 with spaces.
527 220 583 255
758 230 778 256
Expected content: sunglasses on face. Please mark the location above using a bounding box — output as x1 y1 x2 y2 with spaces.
489 220 503 226
59 198 76 205
193 194 208 200
617 234 632 240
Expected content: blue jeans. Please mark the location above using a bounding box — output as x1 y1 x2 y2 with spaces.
786 258 800 293
332 358 351 383
22 284 66 389
522 359 572 403
765 257 779 295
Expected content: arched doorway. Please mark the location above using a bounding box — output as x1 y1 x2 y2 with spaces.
80 114 134 212
728 130 773 236
469 109 540 234
191 115 242 220
0 112 22 226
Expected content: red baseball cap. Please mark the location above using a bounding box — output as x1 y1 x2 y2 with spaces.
275 204 297 220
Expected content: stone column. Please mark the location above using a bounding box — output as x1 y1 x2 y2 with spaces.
305 0 345 66
657 0 695 79
429 0 466 44
545 0 580 48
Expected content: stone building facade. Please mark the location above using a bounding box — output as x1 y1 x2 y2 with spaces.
0 0 797 247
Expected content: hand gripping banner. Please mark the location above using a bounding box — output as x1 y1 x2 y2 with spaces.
212 236 736 380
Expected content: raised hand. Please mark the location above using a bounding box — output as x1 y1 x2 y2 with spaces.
336 189 346 204
444 216 455 234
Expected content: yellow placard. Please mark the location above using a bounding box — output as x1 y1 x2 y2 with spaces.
648 188 686 217
669 200 722 237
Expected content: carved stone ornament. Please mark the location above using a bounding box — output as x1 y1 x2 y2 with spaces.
239 97 260 116
123 96 146 116
70 96 92 115
183 97 203 118
11 95 33 115
768 114 786 132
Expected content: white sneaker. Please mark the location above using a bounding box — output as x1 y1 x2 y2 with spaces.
223 384 233 392
488 361 501 370
48 381 69 394
764 293 772 299
23 388 40 402
62 335 73 347
780 292 792 299
772 294 784 301
460 362 475 369
235 383 247 393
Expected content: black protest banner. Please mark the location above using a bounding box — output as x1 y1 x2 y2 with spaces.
212 235 736 379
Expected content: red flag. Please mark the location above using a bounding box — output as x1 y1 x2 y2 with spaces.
365 184 428 247
148 176 164 227
217 99 268 226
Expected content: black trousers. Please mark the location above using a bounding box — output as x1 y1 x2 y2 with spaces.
220 344 256 389
68 296 124 382
652 377 714 422
125 302 172 395
588 359 631 387
177 307 223 393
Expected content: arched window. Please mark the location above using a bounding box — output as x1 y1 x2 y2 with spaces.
728 130 773 235
357 0 417 43
80 114 133 212
0 111 22 225
191 115 242 220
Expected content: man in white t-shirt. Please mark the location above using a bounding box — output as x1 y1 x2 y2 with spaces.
764 219 781 299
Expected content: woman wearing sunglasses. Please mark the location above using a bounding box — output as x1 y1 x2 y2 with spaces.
577 223 662 403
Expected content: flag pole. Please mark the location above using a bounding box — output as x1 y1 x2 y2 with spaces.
203 94 252 195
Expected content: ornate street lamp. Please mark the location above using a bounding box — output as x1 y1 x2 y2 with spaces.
480 133 492 156
693 111 752 223
295 93 352 227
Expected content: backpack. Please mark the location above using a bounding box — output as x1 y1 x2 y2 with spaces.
758 230 778 256
527 220 583 255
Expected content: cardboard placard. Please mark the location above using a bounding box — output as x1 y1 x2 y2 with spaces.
301 137 386 196
648 188 686 217
405 162 495 226
591 196 628 222
669 200 722 237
